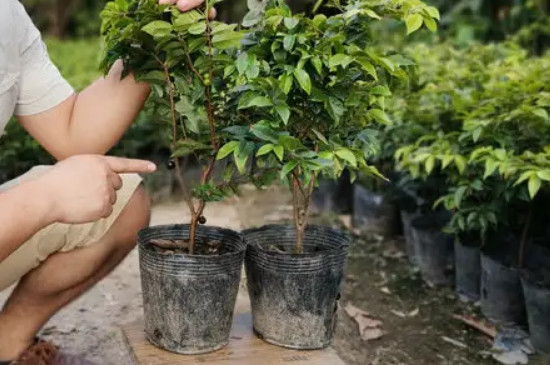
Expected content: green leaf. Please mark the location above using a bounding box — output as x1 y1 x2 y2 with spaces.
278 135 303 150
426 6 440 20
533 108 549 121
312 128 328 144
454 186 467 208
236 52 249 75
212 30 244 49
329 54 353 68
335 149 357 167
283 17 299 30
406 14 424 35
537 170 550 181
142 21 173 38
424 16 437 33
172 139 211 158
283 34 296 51
364 9 382 19
257 144 274 156
356 57 378 80
311 56 323 75
425 155 435 174
327 97 344 123
293 68 312 95
454 156 466 174
484 159 499 178
529 176 542 199
274 145 284 161
275 104 291 124
441 155 453 169
174 10 204 28
188 22 207 35
515 171 534 186
279 74 293 94
281 160 299 177
217 141 239 160
251 124 278 143
238 94 273 109
368 109 392 125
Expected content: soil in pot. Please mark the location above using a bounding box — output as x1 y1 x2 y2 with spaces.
521 245 550 354
353 184 399 237
480 241 527 328
243 224 350 350
400 209 419 264
455 234 482 302
138 224 246 355
411 212 454 287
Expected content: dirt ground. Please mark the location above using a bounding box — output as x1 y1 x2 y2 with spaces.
1 185 548 365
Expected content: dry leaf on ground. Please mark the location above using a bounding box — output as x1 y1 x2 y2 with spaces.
345 304 384 342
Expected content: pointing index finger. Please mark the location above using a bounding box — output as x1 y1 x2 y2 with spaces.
102 156 157 174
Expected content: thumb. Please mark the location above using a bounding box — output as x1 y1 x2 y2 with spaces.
102 156 157 174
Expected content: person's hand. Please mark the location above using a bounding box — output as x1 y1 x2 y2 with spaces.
35 155 156 224
159 0 216 18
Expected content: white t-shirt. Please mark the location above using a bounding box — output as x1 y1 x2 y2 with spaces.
0 0 74 133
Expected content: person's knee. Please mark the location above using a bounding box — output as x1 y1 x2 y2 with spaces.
110 184 151 252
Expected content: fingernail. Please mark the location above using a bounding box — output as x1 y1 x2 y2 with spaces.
148 163 157 172
159 0 170 4
177 0 189 9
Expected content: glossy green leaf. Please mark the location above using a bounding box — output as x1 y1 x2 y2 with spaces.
293 68 312 95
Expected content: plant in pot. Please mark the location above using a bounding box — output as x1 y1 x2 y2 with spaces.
456 51 550 339
214 0 439 349
101 0 249 354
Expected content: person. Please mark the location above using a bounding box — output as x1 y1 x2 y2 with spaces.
0 0 208 364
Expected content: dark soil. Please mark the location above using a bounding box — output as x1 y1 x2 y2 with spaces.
149 239 223 255
329 232 550 365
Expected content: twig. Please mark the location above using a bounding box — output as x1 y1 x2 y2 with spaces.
518 206 533 268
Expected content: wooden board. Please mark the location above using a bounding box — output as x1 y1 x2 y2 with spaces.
122 295 346 365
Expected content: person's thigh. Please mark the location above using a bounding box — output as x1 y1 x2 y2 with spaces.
0 167 143 291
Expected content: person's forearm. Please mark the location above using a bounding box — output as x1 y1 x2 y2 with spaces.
0 180 56 263
62 61 150 158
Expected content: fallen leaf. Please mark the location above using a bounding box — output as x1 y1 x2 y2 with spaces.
452 314 496 338
391 310 407 318
345 304 384 342
338 215 352 229
380 287 392 295
441 336 467 349
382 249 405 259
409 308 420 317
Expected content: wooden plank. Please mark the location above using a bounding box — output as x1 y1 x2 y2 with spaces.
122 294 346 365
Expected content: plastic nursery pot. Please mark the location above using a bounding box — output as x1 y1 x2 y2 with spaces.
480 246 526 328
521 245 550 354
411 212 454 287
243 224 350 350
400 210 419 264
312 173 353 214
353 184 399 237
138 225 246 355
454 238 482 302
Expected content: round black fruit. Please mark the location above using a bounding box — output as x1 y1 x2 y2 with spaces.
166 159 175 170
198 216 207 224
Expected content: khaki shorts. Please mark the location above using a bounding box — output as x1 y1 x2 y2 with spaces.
0 166 143 291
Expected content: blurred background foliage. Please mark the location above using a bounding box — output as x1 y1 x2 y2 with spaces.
0 0 549 180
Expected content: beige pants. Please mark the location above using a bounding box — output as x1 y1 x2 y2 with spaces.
0 166 142 291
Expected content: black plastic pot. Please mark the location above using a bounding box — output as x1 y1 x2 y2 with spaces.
455 239 481 302
480 249 526 328
138 225 246 355
312 173 353 214
353 184 399 237
400 210 419 264
521 245 550 354
411 213 454 286
243 224 350 350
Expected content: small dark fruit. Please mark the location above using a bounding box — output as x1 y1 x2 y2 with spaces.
166 159 176 170
198 216 207 224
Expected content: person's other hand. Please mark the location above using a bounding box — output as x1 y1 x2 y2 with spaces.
36 155 156 224
159 0 217 18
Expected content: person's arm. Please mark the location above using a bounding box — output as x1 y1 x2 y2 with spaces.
16 0 211 161
0 155 156 263
18 61 150 160
0 179 57 263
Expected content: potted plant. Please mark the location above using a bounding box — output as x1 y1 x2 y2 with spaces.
216 0 439 349
101 0 248 354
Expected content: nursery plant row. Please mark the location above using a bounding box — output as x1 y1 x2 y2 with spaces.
346 41 550 356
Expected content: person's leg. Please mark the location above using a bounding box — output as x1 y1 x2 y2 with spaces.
0 185 150 361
